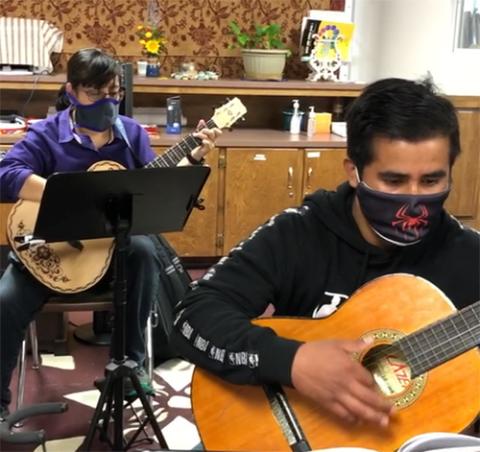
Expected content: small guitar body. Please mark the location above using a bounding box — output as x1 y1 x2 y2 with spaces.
7 161 122 293
191 274 480 451
6 98 247 293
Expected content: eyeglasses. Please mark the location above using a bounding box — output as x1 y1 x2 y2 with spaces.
80 87 125 102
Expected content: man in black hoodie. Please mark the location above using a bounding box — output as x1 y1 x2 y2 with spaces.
171 78 479 429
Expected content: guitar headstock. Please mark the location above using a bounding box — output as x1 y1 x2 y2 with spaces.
211 97 247 129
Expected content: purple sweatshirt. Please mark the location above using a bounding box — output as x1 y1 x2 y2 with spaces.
0 107 156 201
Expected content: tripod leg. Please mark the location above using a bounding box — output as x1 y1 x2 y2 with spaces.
78 373 115 451
127 373 168 449
124 401 152 447
99 382 115 441
113 377 125 449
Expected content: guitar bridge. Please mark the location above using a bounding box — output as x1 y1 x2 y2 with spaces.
14 234 46 252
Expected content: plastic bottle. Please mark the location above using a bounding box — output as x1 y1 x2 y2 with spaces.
166 96 182 134
289 99 301 134
307 106 316 137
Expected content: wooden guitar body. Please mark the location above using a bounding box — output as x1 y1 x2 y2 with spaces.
6 161 122 293
191 274 480 451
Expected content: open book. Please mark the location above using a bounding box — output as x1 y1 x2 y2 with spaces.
313 432 480 452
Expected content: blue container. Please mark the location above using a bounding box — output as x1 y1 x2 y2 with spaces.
146 62 160 77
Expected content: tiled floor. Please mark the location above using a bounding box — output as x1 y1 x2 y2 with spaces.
2 314 201 451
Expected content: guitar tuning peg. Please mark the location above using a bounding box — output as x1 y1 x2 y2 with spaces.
241 117 246 122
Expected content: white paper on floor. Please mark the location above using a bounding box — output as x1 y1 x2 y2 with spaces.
40 353 75 370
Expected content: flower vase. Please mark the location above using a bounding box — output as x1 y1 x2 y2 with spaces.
146 57 160 77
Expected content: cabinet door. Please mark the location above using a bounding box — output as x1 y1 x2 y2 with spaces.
223 148 303 253
303 148 347 197
152 146 220 257
445 110 480 228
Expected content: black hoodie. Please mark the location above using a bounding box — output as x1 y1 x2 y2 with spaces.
171 182 480 387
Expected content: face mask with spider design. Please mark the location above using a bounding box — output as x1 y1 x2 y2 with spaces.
355 175 450 247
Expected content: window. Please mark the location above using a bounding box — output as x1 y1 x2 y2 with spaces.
455 0 480 49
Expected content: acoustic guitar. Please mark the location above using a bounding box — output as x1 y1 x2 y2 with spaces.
192 274 480 452
7 97 247 293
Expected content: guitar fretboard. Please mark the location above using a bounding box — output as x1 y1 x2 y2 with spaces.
144 119 217 169
395 300 480 378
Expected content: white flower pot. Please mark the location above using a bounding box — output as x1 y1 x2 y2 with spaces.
241 49 289 81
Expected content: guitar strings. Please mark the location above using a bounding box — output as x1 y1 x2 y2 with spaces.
368 305 480 368
145 118 216 170
361 302 479 374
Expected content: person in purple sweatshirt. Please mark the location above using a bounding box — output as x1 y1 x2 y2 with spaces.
0 48 221 420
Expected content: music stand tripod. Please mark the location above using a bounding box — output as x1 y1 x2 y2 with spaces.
30 166 211 451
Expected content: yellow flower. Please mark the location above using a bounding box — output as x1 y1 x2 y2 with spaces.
139 39 146 45
145 40 160 54
137 25 143 30
145 31 153 39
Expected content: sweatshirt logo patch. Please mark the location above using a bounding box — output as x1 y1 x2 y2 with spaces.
312 291 348 318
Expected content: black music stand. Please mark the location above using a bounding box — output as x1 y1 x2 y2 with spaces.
31 165 210 451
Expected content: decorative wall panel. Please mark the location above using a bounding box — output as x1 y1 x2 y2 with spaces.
1 0 344 78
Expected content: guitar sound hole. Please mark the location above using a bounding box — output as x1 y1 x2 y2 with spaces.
362 345 412 397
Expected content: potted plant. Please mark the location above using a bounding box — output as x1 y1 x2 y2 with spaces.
228 21 291 81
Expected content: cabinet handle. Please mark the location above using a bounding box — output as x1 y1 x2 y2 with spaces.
287 166 294 198
306 167 313 190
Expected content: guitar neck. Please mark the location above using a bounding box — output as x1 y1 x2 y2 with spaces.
396 300 480 378
144 118 217 169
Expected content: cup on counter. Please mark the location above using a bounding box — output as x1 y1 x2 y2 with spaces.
315 112 332 134
137 60 148 77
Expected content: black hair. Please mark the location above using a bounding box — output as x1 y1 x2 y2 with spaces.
67 48 121 88
346 77 460 173
55 84 70 111
55 48 121 110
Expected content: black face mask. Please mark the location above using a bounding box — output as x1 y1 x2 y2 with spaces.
356 178 450 247
68 93 119 132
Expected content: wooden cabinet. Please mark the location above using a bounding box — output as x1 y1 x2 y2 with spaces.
152 146 221 257
444 109 480 227
221 147 348 253
302 149 348 197
222 148 303 252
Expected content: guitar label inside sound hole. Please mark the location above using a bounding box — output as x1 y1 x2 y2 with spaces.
360 330 427 409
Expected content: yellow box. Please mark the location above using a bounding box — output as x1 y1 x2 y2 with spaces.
315 112 332 134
